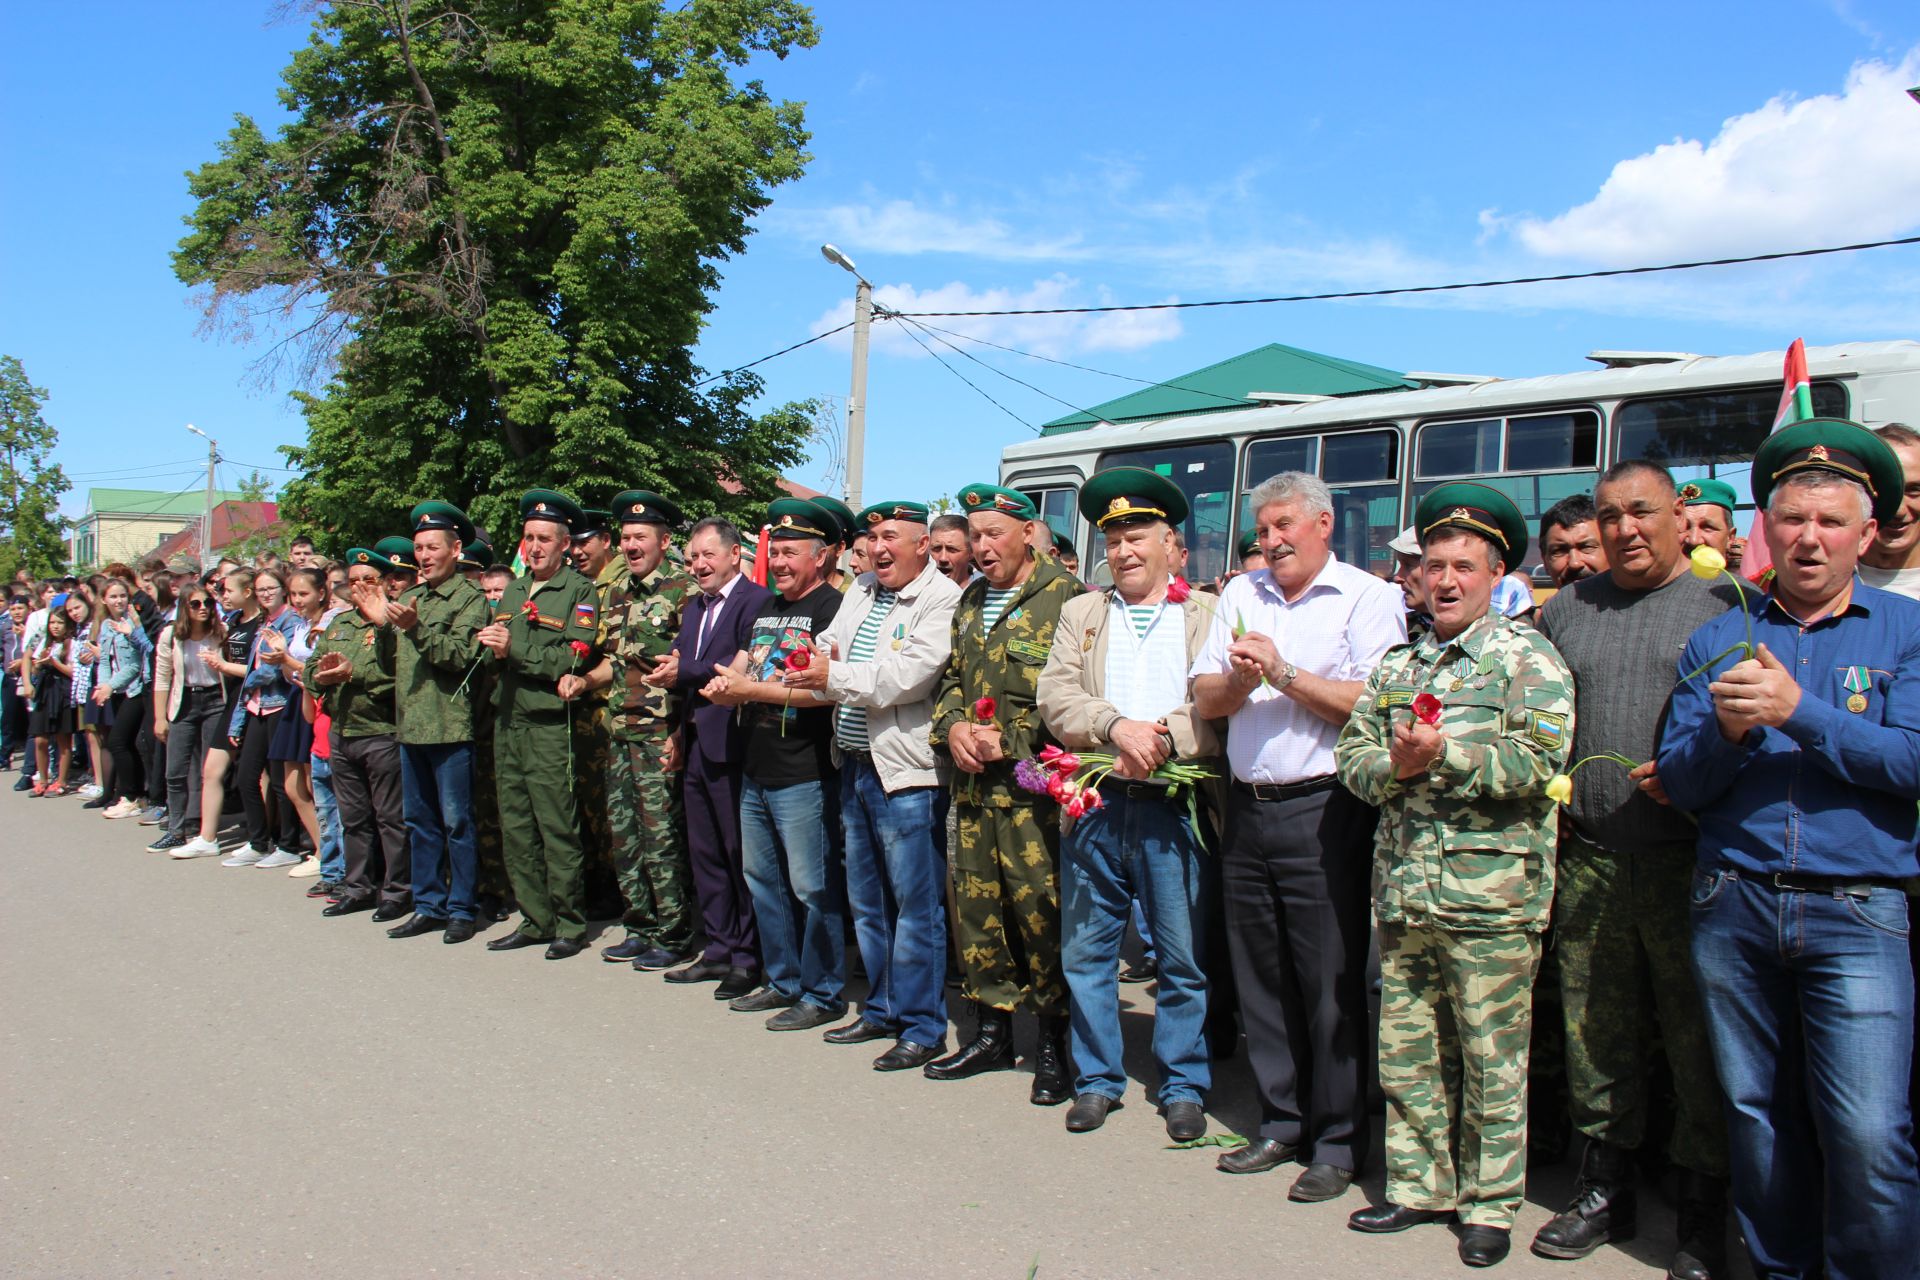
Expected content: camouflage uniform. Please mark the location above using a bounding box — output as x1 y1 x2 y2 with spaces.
470 664 508 905
930 553 1083 1015
602 561 698 950
570 558 625 900
1334 610 1575 1228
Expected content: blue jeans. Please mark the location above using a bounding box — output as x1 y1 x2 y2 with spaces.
401 741 477 922
841 759 948 1047
740 775 845 1013
311 753 344 883
1061 789 1211 1105
1689 869 1918 1280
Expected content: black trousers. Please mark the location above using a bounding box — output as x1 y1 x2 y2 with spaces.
236 710 295 852
1222 781 1378 1171
107 691 150 802
331 730 409 907
0 678 27 764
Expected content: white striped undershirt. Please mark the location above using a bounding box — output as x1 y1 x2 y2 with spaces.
833 587 898 753
980 586 1016 635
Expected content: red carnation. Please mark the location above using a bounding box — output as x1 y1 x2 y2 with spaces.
785 648 811 671
569 640 591 658
1413 693 1443 726
973 696 996 723
1166 575 1192 603
521 600 541 623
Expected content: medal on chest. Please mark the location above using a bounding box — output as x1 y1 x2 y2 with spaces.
1842 665 1871 713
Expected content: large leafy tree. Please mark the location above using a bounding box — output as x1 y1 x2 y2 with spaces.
0 355 70 580
174 0 819 547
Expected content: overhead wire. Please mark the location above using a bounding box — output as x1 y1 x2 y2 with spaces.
694 322 854 387
887 315 1037 433
904 319 1253 409
891 314 1116 426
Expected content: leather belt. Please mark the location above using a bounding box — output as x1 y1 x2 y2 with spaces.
1232 775 1337 802
1763 871 1905 896
1097 777 1181 801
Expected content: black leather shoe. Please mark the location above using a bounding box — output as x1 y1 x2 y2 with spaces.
1668 1169 1730 1280
544 938 585 960
1460 1226 1511 1268
665 960 730 984
1065 1094 1121 1132
1347 1203 1456 1234
601 935 647 963
321 896 374 917
476 895 512 923
714 968 759 1001
1216 1137 1296 1174
1119 960 1157 983
443 919 477 944
729 986 796 1013
873 1040 943 1072
1532 1140 1637 1259
1289 1162 1355 1203
386 914 447 939
766 1002 841 1032
1164 1100 1206 1142
1029 1014 1072 1106
487 930 549 951
824 1018 898 1045
633 947 688 971
370 900 410 922
925 1005 1014 1081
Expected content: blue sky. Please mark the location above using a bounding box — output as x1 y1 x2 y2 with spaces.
3 1 1918 525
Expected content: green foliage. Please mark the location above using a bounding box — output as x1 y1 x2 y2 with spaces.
221 470 284 566
175 0 820 552
0 355 70 580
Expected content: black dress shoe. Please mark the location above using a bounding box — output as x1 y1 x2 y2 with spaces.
1289 1162 1355 1203
665 960 730 984
766 1002 841 1032
544 938 585 960
729 986 795 1013
487 930 549 951
873 1040 943 1072
476 895 512 923
1119 960 1157 983
1029 1014 1072 1106
824 1018 899 1045
601 935 648 963
386 914 447 939
1216 1136 1296 1174
1065 1094 1121 1132
924 1006 1014 1081
714 968 759 1001
1164 1100 1207 1142
370 901 410 922
443 919 477 944
1347 1203 1457 1234
633 947 689 971
321 896 374 917
1459 1226 1511 1267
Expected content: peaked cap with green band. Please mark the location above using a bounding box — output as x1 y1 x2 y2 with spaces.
372 535 419 574
957 483 1038 520
344 546 385 570
766 497 832 541
808 495 857 546
409 500 476 546
520 488 585 533
610 490 683 529
570 508 613 541
1237 529 1262 560
1750 418 1902 523
1078 466 1189 529
857 500 931 527
1414 482 1528 565
1677 478 1739 512
458 538 494 571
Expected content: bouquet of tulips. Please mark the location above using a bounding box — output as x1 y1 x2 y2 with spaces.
1015 743 1216 845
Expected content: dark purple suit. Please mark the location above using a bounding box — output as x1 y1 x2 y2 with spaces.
674 573 775 968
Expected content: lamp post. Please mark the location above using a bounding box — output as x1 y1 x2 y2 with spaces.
184 424 217 567
820 243 871 512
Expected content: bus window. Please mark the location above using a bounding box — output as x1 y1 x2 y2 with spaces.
1615 382 1848 468
1018 486 1078 548
1414 408 1602 577
1240 427 1401 578
1507 411 1599 472
1095 441 1235 582
1417 418 1501 477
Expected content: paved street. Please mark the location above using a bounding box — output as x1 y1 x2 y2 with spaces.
2 782 1697 1278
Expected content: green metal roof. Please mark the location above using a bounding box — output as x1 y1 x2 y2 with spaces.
85 487 247 517
1040 343 1418 435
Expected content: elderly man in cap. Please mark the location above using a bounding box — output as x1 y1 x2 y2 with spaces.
1191 472 1406 1199
1036 468 1224 1140
700 499 847 1028
1336 483 1574 1266
1676 479 1746 579
926 483 1084 1103
1387 526 1430 642
476 490 606 959
785 499 962 1069
1659 420 1920 1280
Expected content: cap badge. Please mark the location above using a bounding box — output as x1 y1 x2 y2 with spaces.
1107 497 1129 514
779 514 794 528
1679 483 1701 501
1807 444 1831 462
535 502 550 513
1450 507 1470 520
964 492 982 506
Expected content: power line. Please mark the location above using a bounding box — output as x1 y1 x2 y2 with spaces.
694 322 854 387
891 234 1920 318
905 319 1251 409
893 315 1112 424
890 317 1037 433
66 460 204 480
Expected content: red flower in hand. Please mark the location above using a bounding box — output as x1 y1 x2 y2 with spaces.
1166 575 1192 603
569 640 591 658
521 601 541 624
1412 693 1443 726
973 696 997 723
785 648 811 671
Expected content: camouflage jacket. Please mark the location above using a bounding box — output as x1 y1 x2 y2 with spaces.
931 553 1084 807
394 573 489 746
488 566 605 722
603 562 696 740
308 607 396 739
1334 610 1574 932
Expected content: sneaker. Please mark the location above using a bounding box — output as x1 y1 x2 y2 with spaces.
286 856 321 879
255 848 303 870
221 847 267 868
170 836 225 859
146 831 188 853
104 798 142 819
138 806 168 826
78 783 103 799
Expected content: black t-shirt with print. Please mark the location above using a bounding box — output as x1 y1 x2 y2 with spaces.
741 582 842 786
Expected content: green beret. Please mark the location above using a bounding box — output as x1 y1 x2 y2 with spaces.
810 496 857 545
1677 478 1739 512
857 500 930 527
957 483 1038 520
409 500 477 546
766 497 832 541
372 536 418 575
570 508 613 542
520 488 585 533
1237 530 1262 560
459 539 494 571
1078 466 1189 529
610 490 683 529
1051 529 1076 556
1750 418 1902 523
1414 482 1528 565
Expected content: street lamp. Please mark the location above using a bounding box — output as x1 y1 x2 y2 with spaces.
185 424 218 567
820 243 871 512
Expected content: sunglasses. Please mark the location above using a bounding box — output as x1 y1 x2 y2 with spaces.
188 599 212 610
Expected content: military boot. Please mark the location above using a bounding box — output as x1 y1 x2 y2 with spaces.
1531 1140 1637 1259
1029 1014 1072 1106
1666 1170 1729 1280
924 1004 1014 1081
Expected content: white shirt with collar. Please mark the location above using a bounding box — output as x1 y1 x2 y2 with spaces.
1190 554 1405 784
1104 586 1189 723
695 569 745 653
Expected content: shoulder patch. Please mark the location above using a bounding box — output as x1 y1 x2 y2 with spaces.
1374 689 1415 711
1527 710 1567 748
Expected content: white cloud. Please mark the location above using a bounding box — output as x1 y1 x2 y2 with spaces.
771 198 1089 262
1497 48 1920 265
808 275 1182 361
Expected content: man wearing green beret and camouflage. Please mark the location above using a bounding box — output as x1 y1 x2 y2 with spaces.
1335 482 1575 1267
925 482 1084 1104
477 489 606 960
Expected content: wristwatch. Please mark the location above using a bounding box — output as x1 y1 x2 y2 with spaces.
1276 662 1298 690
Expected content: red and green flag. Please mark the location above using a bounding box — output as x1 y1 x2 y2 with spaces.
1742 338 1814 584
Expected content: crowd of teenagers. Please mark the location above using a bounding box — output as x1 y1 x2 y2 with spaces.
4 415 1918 1280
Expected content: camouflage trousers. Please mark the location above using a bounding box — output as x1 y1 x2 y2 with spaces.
1557 835 1728 1177
951 800 1065 1016
574 706 612 871
1378 921 1541 1229
608 733 695 951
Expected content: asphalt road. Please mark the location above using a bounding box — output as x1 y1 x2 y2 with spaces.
1 781 1707 1278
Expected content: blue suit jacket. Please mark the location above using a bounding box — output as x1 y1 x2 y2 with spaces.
672 575 775 767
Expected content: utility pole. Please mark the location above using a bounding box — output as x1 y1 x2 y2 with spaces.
185 424 217 566
821 244 872 512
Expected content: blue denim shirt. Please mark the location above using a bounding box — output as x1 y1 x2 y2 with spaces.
226 607 305 738
1658 580 1920 881
97 619 152 698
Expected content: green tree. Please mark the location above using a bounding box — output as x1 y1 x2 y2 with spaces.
0 355 70 580
220 470 284 566
174 0 819 549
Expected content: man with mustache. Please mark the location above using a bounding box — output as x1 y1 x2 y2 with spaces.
1539 494 1608 590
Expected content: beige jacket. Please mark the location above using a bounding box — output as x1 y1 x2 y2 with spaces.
1036 588 1223 760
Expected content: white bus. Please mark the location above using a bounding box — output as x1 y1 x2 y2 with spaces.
1000 340 1920 585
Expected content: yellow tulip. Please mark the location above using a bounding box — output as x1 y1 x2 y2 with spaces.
1545 774 1574 805
1689 545 1727 580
